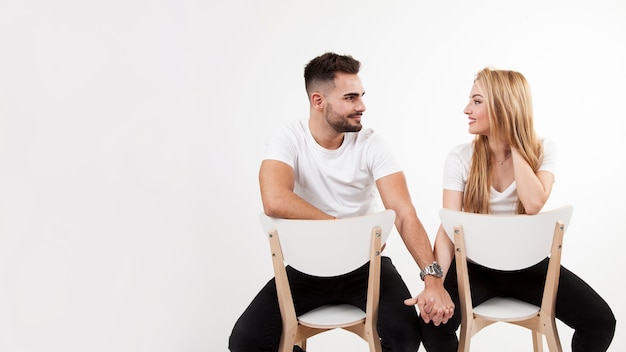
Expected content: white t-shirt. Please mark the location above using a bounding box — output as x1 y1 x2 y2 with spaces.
442 138 556 214
264 120 402 218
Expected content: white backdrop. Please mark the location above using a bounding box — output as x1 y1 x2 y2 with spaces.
0 1 624 351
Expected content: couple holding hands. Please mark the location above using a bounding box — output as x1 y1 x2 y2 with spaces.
229 52 615 352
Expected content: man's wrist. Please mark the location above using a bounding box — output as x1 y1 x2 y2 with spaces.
422 274 444 285
420 261 443 281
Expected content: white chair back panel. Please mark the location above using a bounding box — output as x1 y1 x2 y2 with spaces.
259 210 395 277
439 206 572 270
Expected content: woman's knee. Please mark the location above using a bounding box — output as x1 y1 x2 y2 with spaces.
379 319 421 352
417 312 461 350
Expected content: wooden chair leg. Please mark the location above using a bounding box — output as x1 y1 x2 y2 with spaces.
279 327 297 352
366 331 381 352
532 331 543 352
544 329 562 352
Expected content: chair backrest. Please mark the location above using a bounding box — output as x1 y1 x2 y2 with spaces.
259 210 396 277
439 206 573 270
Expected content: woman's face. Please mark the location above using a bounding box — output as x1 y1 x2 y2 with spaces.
464 82 490 136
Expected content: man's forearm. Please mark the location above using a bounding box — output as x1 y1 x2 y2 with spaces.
396 216 437 270
262 191 333 220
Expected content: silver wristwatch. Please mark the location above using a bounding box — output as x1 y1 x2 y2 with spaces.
420 261 443 281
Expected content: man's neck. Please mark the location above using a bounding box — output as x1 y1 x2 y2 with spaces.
309 117 345 150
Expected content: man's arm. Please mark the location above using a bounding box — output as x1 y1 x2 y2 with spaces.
259 159 334 220
376 172 454 325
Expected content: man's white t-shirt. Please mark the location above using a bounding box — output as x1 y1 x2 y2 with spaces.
442 138 557 214
264 120 402 218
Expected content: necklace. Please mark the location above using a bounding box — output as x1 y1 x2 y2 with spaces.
495 152 511 166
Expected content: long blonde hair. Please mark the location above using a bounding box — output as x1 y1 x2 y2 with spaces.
464 68 543 214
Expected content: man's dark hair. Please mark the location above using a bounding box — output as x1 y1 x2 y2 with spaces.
304 52 361 96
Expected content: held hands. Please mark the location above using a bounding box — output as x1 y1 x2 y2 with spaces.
404 282 454 326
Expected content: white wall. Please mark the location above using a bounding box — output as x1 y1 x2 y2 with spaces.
0 1 624 351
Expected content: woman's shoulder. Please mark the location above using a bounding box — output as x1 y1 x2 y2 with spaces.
442 141 473 171
448 141 473 160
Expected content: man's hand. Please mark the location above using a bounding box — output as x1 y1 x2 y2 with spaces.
404 281 454 326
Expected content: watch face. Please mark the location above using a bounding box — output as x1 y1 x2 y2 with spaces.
421 263 444 279
420 262 443 280
433 263 443 276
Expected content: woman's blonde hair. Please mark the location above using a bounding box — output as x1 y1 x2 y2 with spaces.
464 68 543 214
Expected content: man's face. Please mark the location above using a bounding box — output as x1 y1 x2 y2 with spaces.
323 72 366 133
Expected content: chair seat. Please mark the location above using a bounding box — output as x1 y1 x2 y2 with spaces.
473 297 540 321
298 304 366 328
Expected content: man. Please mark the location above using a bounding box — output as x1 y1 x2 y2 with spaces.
229 52 453 352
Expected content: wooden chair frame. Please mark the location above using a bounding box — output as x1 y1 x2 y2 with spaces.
261 210 395 352
440 206 573 352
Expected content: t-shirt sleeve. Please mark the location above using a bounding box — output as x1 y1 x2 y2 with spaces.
539 137 556 175
263 124 298 168
442 144 468 192
367 132 403 181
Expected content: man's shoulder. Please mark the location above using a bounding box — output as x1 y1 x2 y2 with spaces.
275 119 306 133
269 119 308 142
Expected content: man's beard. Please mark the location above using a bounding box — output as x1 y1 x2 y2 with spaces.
325 104 363 133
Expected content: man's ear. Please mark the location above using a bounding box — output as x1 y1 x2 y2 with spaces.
311 92 324 111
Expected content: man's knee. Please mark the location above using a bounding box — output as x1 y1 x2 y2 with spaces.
380 327 421 352
228 321 263 352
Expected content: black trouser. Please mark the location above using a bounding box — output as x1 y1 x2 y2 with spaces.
229 256 421 352
419 258 616 352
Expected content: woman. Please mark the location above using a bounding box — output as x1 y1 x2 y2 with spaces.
419 68 615 351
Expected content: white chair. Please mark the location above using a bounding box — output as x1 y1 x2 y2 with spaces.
259 210 396 352
439 205 573 352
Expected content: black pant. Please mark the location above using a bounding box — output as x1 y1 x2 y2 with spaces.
229 256 421 352
419 258 616 352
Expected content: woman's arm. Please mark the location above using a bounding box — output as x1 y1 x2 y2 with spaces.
510 148 554 214
433 190 464 279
